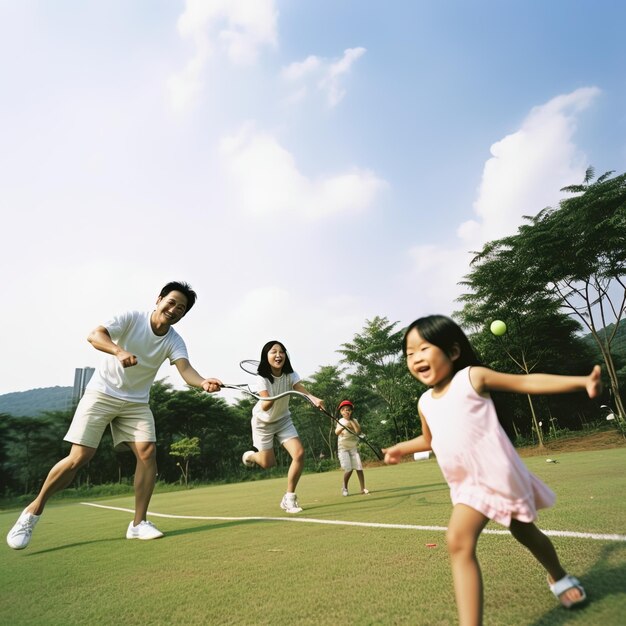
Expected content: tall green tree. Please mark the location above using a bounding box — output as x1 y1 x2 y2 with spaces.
514 169 626 421
303 365 348 460
458 296 594 443
458 235 596 442
458 168 624 433
337 316 420 444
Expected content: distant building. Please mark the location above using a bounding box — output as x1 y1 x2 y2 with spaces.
72 367 95 406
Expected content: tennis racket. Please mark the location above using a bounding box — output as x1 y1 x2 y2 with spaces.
222 360 383 460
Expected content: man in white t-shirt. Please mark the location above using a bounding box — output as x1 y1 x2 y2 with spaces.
7 281 222 549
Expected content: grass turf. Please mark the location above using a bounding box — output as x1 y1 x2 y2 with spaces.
1 448 625 625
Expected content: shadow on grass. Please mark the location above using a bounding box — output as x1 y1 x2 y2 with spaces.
24 519 267 556
528 543 626 625
302 481 449 514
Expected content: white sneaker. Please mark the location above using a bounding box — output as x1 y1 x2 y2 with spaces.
126 520 164 540
280 494 303 514
6 509 40 550
342 488 349 497
242 451 255 468
361 489 370 495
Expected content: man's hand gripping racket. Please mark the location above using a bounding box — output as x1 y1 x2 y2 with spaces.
222 360 383 460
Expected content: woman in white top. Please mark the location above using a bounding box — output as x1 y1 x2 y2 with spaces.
242 340 324 513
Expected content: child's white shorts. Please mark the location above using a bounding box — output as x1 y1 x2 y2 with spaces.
338 448 363 471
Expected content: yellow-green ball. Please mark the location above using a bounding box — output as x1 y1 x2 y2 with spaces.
490 320 507 336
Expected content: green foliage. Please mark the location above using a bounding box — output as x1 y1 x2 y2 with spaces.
170 436 201 459
170 436 201 486
458 168 626 435
337 316 422 444
513 170 626 418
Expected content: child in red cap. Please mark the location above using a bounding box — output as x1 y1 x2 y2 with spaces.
335 400 369 496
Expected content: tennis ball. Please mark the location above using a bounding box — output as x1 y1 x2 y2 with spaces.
490 320 507 336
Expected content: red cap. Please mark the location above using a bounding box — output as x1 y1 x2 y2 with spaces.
338 400 354 409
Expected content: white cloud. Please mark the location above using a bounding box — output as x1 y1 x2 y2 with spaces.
281 54 321 80
168 0 278 111
407 87 601 314
462 86 601 245
405 245 471 315
219 123 386 218
282 47 366 108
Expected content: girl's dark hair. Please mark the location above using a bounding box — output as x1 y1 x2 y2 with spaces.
159 281 197 314
258 340 295 382
403 315 481 374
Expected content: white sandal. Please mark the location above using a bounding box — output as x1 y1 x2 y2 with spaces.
548 574 587 609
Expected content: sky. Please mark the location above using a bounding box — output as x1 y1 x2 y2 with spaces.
1 0 625 398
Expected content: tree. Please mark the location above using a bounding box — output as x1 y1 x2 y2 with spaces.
170 436 201 487
337 316 420 444
458 240 596 443
303 365 348 460
2 411 72 494
151 381 249 482
513 169 626 422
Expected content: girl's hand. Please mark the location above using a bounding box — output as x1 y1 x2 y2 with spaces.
587 365 602 399
382 446 403 465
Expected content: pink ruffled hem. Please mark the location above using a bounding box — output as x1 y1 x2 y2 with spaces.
451 480 556 528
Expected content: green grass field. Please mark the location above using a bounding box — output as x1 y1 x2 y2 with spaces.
2 448 625 625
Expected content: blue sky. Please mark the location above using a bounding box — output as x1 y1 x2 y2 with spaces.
2 0 625 397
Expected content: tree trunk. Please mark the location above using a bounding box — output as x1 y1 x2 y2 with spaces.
527 394 544 448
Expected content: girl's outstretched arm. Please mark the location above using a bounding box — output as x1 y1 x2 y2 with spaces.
471 365 602 398
383 409 432 464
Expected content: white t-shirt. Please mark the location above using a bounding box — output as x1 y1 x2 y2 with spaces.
86 310 188 403
252 371 301 424
337 418 360 451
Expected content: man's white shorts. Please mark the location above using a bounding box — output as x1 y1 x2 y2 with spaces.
338 447 363 471
251 414 299 451
64 390 156 451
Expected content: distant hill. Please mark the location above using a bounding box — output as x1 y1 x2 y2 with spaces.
0 386 73 417
582 318 626 366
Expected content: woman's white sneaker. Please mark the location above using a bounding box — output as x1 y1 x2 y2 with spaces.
126 520 164 540
280 493 303 513
6 509 40 550
242 451 256 468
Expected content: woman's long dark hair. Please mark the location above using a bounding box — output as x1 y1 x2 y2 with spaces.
403 315 482 374
257 340 295 383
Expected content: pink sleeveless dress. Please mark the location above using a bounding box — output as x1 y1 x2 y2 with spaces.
419 366 555 526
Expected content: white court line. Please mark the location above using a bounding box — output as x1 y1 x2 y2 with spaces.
81 502 626 542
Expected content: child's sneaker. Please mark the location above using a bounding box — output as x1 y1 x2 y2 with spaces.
242 451 255 468
126 520 164 540
6 509 40 550
361 489 370 495
342 488 349 497
280 493 303 513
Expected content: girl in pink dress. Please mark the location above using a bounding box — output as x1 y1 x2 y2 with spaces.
383 315 601 625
